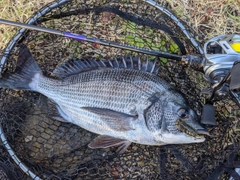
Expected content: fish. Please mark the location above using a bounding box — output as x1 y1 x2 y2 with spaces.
0 45 209 154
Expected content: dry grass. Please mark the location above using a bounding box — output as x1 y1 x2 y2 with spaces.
0 0 53 50
168 0 240 40
0 0 239 50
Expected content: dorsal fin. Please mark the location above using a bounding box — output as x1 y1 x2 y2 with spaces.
52 58 105 78
52 56 160 79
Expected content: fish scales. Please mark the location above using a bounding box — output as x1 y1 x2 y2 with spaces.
36 68 165 115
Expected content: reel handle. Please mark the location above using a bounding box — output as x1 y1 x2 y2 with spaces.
201 104 216 126
230 61 240 90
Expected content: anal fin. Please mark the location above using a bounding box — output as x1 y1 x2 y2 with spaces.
116 141 131 154
88 135 131 154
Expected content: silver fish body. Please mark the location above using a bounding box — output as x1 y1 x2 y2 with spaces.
0 45 209 153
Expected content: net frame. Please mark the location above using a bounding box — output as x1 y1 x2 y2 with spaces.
0 0 239 179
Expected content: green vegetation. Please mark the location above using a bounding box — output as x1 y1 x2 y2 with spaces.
122 21 180 63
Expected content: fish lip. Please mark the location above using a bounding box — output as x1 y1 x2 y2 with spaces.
196 128 210 136
181 131 205 139
191 135 206 141
176 119 210 137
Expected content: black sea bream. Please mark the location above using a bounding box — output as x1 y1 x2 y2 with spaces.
0 45 209 153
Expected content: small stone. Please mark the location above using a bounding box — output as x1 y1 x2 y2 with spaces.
111 171 118 176
123 171 129 176
41 132 50 139
25 135 33 142
50 124 58 131
43 143 52 149
37 126 45 133
45 128 54 135
137 161 145 166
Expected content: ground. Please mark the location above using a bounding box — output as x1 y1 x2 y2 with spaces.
0 0 239 50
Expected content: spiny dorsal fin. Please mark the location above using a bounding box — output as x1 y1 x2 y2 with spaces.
52 56 160 79
52 58 106 78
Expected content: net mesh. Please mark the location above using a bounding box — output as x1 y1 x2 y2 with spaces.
0 0 239 179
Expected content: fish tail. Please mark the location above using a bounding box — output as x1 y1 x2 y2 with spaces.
0 44 42 90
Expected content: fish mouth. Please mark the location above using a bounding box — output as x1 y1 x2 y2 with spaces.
176 119 210 137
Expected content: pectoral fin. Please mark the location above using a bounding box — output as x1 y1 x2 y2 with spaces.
82 107 137 131
88 135 131 154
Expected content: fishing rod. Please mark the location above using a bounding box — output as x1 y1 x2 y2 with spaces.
0 18 207 80
0 18 182 60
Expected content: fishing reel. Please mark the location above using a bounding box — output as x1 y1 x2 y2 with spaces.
202 34 240 101
183 34 240 126
203 34 240 88
202 34 240 125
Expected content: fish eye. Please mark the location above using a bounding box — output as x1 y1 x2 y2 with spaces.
177 108 189 118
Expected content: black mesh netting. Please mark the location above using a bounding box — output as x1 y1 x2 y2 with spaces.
0 0 239 179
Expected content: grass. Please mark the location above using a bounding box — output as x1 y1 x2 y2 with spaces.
166 0 240 41
0 0 239 49
0 0 52 50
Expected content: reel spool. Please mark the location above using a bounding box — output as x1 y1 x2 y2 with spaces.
203 34 240 84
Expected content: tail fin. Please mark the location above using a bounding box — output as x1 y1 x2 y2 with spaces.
0 44 41 90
